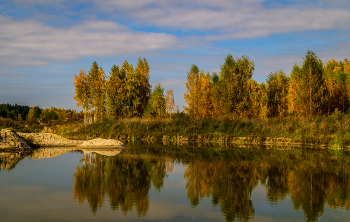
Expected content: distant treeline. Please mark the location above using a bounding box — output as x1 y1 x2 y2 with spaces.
74 58 178 123
38 107 81 122
0 104 30 120
0 103 81 122
184 51 350 118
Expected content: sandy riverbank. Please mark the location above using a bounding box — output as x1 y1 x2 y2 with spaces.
0 129 125 151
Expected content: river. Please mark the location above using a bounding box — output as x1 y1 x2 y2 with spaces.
0 143 349 221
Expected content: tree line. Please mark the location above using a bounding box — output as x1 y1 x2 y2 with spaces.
75 51 349 121
0 103 81 123
184 51 350 118
0 104 30 121
73 58 178 123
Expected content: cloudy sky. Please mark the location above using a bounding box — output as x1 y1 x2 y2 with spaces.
1 0 349 110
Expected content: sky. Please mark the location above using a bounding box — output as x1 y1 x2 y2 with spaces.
0 0 349 110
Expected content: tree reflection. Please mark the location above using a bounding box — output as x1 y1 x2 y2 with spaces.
71 143 350 222
288 169 327 222
264 166 289 204
325 174 350 210
178 145 350 222
184 161 259 222
73 154 167 216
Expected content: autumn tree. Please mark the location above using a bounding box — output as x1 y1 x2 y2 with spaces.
73 69 91 124
106 65 125 119
324 58 350 113
88 61 106 121
74 59 153 120
184 64 200 117
144 84 166 118
298 51 327 116
210 73 222 117
197 71 213 118
345 58 350 110
27 106 41 121
164 90 175 115
287 64 302 116
219 55 254 118
136 58 151 116
265 71 289 118
247 79 261 118
336 69 348 113
287 52 327 117
41 107 59 120
259 82 268 119
124 63 140 117
27 106 35 121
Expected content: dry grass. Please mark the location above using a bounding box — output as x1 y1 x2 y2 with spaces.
4 111 350 148
50 112 350 148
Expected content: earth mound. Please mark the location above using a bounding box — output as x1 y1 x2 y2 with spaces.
1 129 125 150
0 129 30 150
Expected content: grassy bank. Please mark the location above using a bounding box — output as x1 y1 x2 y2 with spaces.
2 111 350 149
50 111 350 148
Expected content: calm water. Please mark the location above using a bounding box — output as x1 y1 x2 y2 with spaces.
1 143 350 222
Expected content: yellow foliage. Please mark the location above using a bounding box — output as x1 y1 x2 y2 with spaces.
197 72 212 118
164 90 175 115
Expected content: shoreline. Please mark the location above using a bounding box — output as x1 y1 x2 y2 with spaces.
1 129 347 151
0 129 125 151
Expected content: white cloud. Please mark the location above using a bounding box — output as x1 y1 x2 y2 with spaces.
96 0 350 39
0 16 179 66
6 0 350 40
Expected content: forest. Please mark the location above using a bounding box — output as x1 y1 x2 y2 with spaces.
73 51 350 121
0 104 30 121
0 104 83 133
73 58 177 123
185 50 350 118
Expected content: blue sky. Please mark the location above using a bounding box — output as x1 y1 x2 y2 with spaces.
0 0 349 110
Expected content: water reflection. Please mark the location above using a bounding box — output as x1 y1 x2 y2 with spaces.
29 147 122 159
2 144 350 221
73 154 168 216
184 161 258 221
0 151 28 170
121 144 350 222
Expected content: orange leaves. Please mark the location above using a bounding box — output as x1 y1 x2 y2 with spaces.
287 65 301 116
247 79 261 118
27 106 35 121
184 66 213 118
73 69 90 110
197 72 212 118
184 64 200 116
